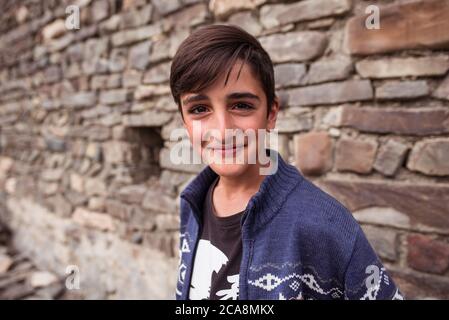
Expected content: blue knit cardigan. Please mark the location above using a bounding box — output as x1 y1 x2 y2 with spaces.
175 150 403 300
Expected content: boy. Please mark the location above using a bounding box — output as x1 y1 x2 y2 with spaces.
169 24 403 300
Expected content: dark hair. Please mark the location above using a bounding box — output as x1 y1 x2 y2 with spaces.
170 24 275 116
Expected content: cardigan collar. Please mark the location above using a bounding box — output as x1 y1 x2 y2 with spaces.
180 149 303 235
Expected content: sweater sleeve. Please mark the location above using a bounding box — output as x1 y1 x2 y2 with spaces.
343 226 404 300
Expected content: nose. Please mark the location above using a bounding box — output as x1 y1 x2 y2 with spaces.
209 108 235 145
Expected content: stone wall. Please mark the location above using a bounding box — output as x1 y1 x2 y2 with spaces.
0 0 448 299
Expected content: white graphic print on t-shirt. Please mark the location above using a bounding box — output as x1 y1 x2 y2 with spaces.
189 239 239 300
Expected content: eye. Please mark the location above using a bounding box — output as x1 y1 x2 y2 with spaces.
232 102 254 110
188 105 209 114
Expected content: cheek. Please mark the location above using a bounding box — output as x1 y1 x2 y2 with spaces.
183 118 198 137
236 111 268 132
182 121 198 150
184 121 208 151
183 122 193 140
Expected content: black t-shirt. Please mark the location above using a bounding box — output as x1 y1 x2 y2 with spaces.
188 177 244 300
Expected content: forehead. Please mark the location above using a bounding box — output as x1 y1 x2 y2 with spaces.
181 62 265 101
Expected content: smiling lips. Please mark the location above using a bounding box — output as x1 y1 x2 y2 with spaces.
206 144 246 157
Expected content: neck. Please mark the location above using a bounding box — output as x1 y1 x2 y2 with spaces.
216 163 266 200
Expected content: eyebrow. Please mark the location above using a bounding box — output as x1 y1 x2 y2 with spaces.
182 91 260 106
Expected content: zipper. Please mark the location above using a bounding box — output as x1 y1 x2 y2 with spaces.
238 208 252 300
181 195 203 300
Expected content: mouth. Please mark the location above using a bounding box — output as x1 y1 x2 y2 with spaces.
205 144 246 157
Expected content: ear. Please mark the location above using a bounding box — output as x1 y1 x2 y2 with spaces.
267 96 280 131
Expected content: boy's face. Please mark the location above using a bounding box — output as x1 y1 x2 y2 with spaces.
180 61 279 178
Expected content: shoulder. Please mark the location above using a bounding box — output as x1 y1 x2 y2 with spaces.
287 174 359 231
282 173 362 261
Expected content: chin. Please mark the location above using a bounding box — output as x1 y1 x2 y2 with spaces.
209 162 251 178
